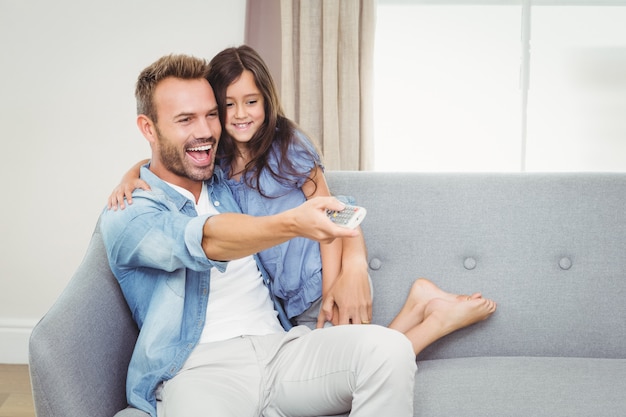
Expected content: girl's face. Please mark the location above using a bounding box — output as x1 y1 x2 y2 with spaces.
224 69 265 148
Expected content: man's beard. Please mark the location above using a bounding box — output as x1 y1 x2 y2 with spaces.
155 126 216 182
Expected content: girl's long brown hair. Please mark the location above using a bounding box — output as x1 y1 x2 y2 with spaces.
207 45 319 198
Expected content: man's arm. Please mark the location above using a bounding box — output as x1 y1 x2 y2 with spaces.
201 196 358 261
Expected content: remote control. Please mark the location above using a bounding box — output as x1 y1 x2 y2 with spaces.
326 205 367 229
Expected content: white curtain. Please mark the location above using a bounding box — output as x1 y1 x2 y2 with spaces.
247 0 376 170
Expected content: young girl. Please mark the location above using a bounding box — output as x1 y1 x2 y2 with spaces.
209 46 368 328
109 46 496 355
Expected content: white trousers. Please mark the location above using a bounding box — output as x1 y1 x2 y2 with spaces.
158 325 416 417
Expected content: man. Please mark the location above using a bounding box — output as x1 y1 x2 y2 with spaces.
100 54 416 417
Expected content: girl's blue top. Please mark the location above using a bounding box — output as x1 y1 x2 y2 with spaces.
223 130 324 318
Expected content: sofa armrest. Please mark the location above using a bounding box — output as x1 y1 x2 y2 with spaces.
29 218 139 417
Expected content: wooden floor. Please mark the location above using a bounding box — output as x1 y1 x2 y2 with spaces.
0 365 35 417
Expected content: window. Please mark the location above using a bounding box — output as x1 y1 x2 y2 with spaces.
374 1 626 172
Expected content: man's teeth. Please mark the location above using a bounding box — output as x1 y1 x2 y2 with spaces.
187 145 212 152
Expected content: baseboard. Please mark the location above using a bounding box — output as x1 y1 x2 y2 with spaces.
0 319 38 364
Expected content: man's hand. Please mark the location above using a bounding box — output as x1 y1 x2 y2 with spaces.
287 197 360 244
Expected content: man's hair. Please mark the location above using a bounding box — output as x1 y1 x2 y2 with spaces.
135 54 209 122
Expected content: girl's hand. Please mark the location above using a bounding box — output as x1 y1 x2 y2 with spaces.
317 258 372 328
107 158 151 210
107 178 150 210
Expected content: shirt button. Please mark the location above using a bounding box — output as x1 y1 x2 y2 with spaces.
214 201 220 206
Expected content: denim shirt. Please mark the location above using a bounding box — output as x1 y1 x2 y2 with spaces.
224 131 324 318
100 165 291 417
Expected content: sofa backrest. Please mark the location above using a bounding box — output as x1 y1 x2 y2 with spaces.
30 172 626 417
325 171 626 360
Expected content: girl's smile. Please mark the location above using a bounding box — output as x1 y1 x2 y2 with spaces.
232 121 254 131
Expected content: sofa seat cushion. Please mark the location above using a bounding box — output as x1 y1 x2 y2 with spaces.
414 356 626 417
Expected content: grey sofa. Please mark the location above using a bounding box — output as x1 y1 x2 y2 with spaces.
29 171 626 417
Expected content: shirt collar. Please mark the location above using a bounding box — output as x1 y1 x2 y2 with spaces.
138 162 225 211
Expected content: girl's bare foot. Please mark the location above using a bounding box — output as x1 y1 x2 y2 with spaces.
415 278 456 300
388 278 481 333
424 297 497 336
404 296 497 356
409 278 482 307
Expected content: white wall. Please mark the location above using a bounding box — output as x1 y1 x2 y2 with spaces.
0 0 247 363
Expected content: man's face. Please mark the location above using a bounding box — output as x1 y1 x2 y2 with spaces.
150 77 222 185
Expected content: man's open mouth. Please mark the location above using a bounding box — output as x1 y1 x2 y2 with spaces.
186 144 212 163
